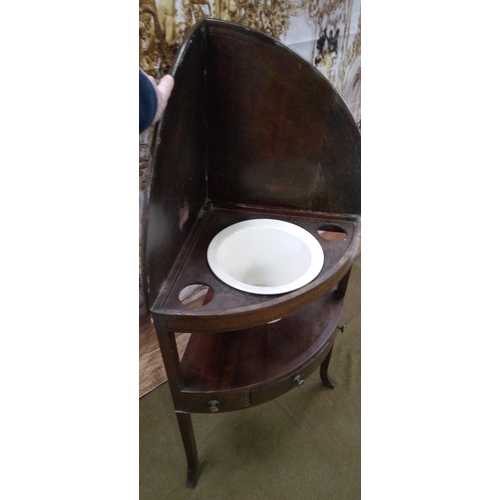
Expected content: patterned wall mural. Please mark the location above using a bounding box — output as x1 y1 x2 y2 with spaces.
139 0 360 310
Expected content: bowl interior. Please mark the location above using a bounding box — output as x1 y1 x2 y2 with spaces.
207 219 324 295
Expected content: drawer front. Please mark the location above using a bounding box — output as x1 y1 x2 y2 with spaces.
177 341 333 413
250 342 332 406
177 390 252 414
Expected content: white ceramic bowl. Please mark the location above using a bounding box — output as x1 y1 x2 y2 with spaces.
207 219 324 295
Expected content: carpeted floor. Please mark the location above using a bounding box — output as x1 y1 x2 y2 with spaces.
140 257 360 499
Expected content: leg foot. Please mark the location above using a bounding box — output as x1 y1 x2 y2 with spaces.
186 468 198 489
320 347 335 389
175 412 199 488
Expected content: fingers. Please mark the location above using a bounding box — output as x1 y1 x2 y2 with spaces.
157 74 175 99
153 74 175 124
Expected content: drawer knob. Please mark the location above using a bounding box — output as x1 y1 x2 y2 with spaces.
208 400 220 413
293 374 305 387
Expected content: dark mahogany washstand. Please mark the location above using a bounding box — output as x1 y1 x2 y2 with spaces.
141 19 361 488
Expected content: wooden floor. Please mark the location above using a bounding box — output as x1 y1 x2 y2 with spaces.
139 314 191 398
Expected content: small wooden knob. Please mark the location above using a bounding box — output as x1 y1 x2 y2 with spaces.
208 400 220 413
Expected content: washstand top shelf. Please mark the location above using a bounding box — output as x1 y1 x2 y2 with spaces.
150 203 360 334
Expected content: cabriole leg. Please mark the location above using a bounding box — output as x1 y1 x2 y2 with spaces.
320 346 335 389
320 264 354 388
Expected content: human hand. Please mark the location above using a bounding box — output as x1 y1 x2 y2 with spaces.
143 71 175 124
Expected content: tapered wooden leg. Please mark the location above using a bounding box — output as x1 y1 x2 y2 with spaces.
175 412 199 488
320 346 335 389
151 320 200 488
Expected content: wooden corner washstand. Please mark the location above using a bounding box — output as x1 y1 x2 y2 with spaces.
141 19 361 488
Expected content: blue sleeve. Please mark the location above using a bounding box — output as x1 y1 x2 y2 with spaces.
139 69 158 133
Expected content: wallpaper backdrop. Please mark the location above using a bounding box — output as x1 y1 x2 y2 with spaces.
139 0 361 307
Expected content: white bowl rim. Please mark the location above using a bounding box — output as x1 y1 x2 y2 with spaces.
206 219 324 295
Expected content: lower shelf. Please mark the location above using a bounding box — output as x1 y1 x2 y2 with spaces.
176 291 344 413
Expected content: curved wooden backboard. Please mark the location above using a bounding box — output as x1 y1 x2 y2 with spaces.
142 19 361 310
205 21 361 214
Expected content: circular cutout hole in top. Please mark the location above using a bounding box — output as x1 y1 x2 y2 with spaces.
317 224 347 241
207 219 324 295
179 284 214 308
